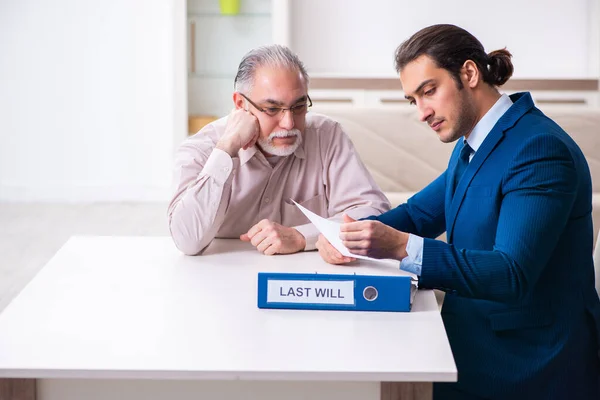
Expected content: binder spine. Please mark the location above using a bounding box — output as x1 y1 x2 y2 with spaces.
257 272 413 312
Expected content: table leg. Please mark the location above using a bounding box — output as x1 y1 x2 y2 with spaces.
0 379 36 400
381 382 432 400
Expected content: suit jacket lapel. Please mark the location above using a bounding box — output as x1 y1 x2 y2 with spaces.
446 92 536 243
446 128 504 242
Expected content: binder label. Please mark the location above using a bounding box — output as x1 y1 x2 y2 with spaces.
266 280 355 305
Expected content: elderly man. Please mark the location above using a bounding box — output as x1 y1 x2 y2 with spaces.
168 44 389 256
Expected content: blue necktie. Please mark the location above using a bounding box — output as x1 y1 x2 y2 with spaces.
453 142 473 195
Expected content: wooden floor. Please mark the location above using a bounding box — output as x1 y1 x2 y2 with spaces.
0 202 169 312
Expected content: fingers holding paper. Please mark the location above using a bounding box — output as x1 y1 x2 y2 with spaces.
316 234 356 265
241 219 306 255
339 214 409 261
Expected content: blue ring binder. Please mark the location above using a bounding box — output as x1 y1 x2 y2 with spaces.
257 272 417 312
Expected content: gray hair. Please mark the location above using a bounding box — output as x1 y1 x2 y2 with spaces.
234 44 309 94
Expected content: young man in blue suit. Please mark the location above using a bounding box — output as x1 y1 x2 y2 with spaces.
316 24 600 399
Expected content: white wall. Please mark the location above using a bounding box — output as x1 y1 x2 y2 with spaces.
290 0 596 79
189 0 600 117
1 0 598 201
0 0 186 202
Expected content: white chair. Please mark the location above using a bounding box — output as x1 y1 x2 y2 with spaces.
594 232 600 296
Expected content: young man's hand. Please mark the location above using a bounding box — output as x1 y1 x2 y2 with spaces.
339 214 409 261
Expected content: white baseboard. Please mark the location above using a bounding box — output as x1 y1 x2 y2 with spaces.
0 184 171 203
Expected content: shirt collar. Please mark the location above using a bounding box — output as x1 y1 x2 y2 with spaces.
464 93 513 152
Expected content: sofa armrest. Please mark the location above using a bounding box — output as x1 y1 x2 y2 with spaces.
385 192 416 208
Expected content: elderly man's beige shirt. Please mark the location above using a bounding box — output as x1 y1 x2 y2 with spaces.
168 113 390 255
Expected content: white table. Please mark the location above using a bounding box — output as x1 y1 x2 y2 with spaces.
0 237 456 400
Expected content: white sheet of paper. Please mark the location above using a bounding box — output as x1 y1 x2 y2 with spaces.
291 200 383 262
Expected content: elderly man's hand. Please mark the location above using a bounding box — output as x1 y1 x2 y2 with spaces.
216 109 259 157
241 219 306 255
339 214 409 261
315 234 356 265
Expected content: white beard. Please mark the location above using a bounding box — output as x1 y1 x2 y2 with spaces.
257 129 302 157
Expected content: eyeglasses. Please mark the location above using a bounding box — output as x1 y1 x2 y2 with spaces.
239 93 312 118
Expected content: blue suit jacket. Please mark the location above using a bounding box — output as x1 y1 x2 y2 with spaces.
373 93 600 399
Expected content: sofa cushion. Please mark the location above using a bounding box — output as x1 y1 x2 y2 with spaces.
310 106 600 241
312 106 600 192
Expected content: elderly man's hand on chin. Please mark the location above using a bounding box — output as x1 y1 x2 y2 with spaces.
241 219 306 255
316 214 409 264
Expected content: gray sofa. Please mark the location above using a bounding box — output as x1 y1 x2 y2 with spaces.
312 105 600 243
